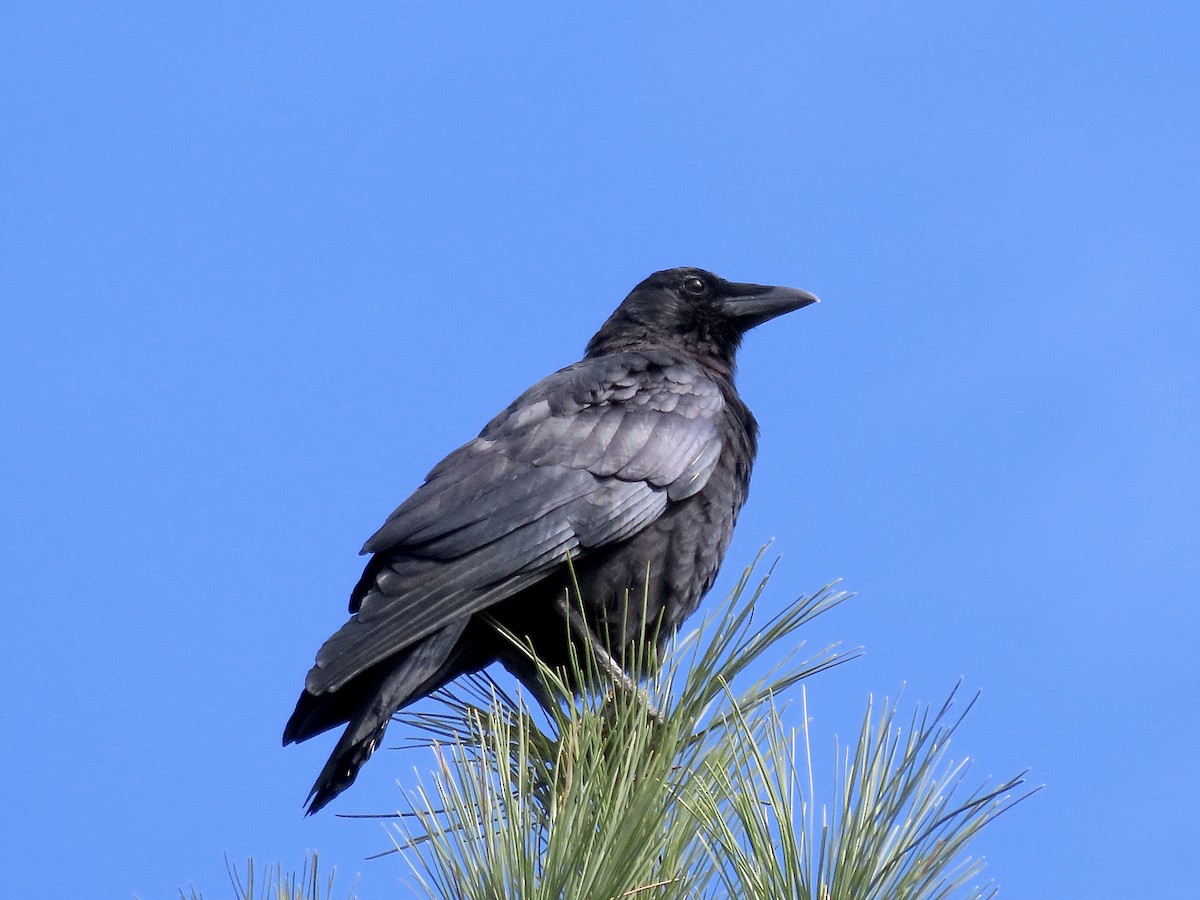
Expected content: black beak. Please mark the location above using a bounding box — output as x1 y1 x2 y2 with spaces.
721 282 820 329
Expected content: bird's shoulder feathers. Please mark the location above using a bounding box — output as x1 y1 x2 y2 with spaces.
361 350 731 560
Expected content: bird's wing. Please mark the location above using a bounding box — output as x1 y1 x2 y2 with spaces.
306 352 725 694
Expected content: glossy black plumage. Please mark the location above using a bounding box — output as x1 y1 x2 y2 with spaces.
284 267 817 813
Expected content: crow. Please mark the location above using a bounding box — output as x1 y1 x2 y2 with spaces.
284 266 817 813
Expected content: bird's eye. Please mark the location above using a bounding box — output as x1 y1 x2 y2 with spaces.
683 276 706 296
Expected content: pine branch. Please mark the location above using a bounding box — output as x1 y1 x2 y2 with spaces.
385 554 1035 899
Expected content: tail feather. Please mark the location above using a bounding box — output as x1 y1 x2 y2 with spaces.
303 699 390 815
294 618 473 815
283 664 384 746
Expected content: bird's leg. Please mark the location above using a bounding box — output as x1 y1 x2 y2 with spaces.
554 593 661 721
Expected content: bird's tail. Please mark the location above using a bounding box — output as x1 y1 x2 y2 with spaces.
296 618 473 815
302 684 394 815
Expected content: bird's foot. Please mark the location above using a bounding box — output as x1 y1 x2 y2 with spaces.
554 593 663 721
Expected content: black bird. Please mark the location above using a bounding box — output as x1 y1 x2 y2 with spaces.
284 267 817 813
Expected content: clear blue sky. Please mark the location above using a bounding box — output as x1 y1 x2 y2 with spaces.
2 3 1197 897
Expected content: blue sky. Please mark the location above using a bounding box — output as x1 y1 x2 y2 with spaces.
2 3 1197 897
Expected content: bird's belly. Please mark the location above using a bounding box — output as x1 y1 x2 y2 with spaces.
579 502 728 640
505 495 739 680
490 435 750 687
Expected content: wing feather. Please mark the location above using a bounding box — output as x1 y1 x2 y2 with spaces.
304 352 728 695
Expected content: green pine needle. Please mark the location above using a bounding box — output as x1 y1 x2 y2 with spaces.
184 552 1034 899
180 854 355 900
385 553 1034 899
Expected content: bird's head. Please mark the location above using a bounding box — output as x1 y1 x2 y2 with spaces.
585 267 819 374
